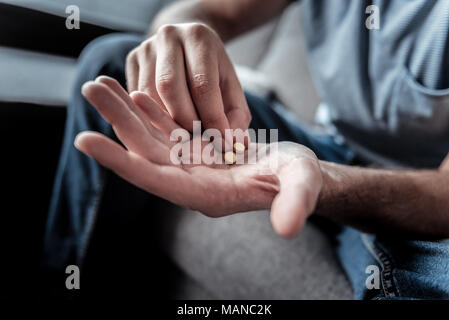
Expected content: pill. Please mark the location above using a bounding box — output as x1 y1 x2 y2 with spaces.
234 142 245 154
224 151 236 164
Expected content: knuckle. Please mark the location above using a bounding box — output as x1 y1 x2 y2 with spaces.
140 39 154 56
186 23 211 40
156 74 177 94
157 24 177 37
126 48 138 63
191 74 215 97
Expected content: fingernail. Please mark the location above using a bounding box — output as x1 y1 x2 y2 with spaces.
81 81 95 94
74 134 82 149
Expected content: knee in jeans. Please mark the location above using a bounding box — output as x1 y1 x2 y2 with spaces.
75 33 142 85
68 34 141 125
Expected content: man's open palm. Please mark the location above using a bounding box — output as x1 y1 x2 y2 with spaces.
75 76 323 237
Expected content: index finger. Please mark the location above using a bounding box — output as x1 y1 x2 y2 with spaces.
81 81 170 164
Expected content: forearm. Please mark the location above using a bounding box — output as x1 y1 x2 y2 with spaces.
150 0 290 42
150 1 221 37
316 161 449 239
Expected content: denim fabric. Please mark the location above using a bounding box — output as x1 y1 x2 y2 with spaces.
338 228 449 300
43 34 449 300
43 34 146 270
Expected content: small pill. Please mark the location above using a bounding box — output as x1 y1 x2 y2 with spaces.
224 151 236 164
234 142 245 154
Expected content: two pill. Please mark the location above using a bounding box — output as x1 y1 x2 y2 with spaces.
224 142 245 165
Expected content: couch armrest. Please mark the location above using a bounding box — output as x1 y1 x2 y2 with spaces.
0 3 117 57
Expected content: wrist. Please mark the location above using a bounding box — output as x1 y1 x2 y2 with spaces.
315 161 344 217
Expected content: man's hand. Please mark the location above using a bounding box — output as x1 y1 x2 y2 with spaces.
75 76 323 238
125 22 251 148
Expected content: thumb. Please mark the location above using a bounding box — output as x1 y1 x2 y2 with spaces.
270 158 323 238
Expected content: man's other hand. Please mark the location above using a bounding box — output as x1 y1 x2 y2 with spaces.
125 23 251 149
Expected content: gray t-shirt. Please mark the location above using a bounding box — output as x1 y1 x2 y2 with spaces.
299 0 449 168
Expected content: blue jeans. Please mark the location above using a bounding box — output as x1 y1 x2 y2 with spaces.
43 34 449 300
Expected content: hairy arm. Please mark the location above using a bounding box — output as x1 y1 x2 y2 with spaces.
317 156 449 239
150 0 291 42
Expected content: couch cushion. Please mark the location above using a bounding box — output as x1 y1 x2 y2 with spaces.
0 46 76 106
226 19 279 70
227 2 319 124
257 3 319 124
